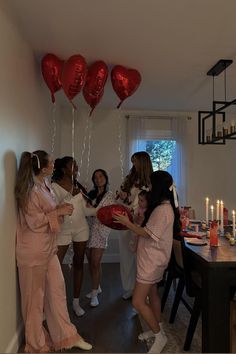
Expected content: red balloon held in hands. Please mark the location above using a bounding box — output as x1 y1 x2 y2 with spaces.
83 60 108 116
41 54 64 103
62 54 87 106
97 204 133 230
111 65 142 108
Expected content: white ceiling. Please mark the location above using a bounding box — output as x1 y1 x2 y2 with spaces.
3 0 236 112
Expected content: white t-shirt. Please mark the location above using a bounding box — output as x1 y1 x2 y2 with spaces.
51 183 96 235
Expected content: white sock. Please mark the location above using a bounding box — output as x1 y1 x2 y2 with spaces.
73 298 80 305
92 289 98 297
159 322 165 334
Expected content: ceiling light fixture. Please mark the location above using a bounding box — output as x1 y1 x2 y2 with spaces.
198 59 236 144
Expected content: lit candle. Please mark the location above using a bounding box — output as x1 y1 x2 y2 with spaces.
231 120 236 134
210 205 214 221
232 210 235 238
216 200 220 221
205 197 209 225
220 200 224 232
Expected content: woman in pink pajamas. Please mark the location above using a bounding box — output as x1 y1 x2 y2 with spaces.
15 150 92 353
113 170 181 354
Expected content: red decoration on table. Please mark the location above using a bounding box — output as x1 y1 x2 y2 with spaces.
210 220 218 246
97 204 133 230
62 54 87 106
41 54 64 103
111 65 141 108
83 60 108 116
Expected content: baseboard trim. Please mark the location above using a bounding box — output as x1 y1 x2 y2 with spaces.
5 322 24 353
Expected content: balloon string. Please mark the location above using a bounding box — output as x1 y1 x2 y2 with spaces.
118 111 124 181
117 101 123 109
71 107 75 191
85 115 93 186
51 102 56 156
79 111 90 177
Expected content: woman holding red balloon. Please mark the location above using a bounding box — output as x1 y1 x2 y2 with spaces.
86 169 115 307
113 170 181 354
117 151 153 300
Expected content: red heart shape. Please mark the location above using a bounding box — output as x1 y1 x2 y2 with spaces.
111 65 141 108
41 53 64 103
97 204 133 230
83 60 108 115
62 54 87 105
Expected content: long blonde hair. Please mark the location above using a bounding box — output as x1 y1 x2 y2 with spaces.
15 150 49 212
122 151 153 192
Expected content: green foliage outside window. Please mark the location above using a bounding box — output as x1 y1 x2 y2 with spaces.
146 140 176 171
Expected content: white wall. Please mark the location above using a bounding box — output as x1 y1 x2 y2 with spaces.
0 7 56 353
186 112 236 220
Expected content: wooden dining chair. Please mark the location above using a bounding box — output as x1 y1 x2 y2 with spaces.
161 248 183 312
168 236 202 351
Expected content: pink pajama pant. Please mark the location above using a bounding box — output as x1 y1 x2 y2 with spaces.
18 255 81 352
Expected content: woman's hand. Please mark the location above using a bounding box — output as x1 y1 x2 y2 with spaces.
113 211 149 238
112 212 131 227
57 203 74 216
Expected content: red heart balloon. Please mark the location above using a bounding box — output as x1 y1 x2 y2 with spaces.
83 60 108 116
41 54 64 103
97 204 133 230
62 54 87 106
111 65 141 108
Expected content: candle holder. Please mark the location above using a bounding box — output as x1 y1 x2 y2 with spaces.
230 125 236 134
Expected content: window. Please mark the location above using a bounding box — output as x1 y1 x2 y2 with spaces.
143 139 176 172
126 115 187 205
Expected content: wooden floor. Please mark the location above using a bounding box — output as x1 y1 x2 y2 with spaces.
62 262 147 353
19 263 147 353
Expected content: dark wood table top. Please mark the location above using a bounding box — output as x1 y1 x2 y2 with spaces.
184 236 236 264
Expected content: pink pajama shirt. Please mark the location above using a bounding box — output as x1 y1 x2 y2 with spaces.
137 202 174 284
16 180 81 352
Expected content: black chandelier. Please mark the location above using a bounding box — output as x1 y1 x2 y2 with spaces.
198 59 236 144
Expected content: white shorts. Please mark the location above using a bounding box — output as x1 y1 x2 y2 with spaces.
57 229 89 246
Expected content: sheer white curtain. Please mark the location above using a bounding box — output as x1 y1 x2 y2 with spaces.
170 117 187 206
126 115 188 206
126 116 145 169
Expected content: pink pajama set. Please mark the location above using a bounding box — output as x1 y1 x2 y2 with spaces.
16 180 81 353
137 202 174 284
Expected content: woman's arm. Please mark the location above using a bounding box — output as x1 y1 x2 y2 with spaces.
24 191 73 233
112 212 150 238
81 197 97 216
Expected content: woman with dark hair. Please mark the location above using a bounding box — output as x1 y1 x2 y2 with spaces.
117 151 153 299
15 151 92 353
86 169 114 307
113 170 181 354
51 156 96 317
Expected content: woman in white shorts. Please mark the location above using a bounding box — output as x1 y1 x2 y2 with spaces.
52 157 96 317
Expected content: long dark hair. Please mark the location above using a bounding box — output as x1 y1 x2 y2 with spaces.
88 169 109 207
52 156 73 181
15 150 49 211
142 170 181 236
52 156 87 196
122 151 153 192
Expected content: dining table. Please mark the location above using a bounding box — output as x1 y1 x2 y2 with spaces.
184 235 236 352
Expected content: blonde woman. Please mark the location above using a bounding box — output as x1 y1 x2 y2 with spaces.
15 150 92 353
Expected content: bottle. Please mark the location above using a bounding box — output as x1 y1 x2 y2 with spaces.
210 220 218 246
